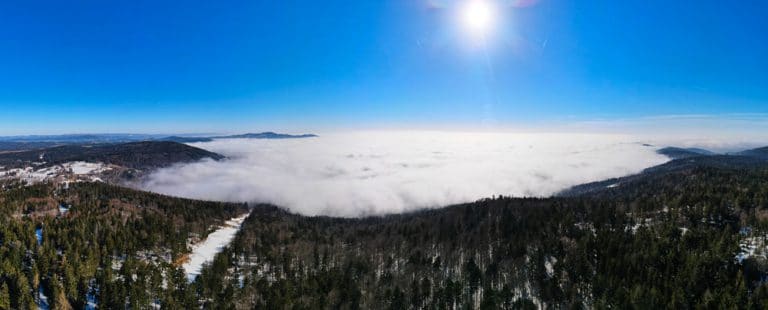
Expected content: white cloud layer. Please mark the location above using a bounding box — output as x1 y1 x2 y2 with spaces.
141 131 669 217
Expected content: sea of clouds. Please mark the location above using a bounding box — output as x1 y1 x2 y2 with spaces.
141 131 670 217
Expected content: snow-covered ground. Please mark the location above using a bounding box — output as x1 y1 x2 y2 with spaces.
38 287 50 310
84 279 98 310
0 161 110 184
58 203 70 216
68 161 108 174
737 232 768 263
183 213 250 281
36 227 43 245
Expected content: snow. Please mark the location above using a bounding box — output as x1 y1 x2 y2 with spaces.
0 161 110 184
544 256 557 278
183 213 250 281
58 203 70 216
85 280 97 310
38 287 50 310
68 161 106 174
606 183 619 188
35 227 43 245
28 167 57 183
737 232 768 263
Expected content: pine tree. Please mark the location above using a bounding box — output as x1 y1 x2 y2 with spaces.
51 277 73 310
0 282 10 310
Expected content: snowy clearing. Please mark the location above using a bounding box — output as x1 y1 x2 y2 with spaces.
183 213 250 281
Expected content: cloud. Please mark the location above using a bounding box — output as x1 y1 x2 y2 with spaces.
141 131 669 217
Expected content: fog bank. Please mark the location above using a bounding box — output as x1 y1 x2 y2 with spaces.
142 131 669 217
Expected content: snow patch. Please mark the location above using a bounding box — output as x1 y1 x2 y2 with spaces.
183 213 250 281
68 161 108 174
0 161 110 184
38 286 50 310
85 280 97 310
58 203 70 216
737 233 768 263
35 227 43 245
544 256 557 278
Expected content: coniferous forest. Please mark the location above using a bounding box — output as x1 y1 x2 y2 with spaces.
2 159 768 309
1 0 765 307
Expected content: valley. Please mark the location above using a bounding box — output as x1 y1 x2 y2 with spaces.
1 139 768 308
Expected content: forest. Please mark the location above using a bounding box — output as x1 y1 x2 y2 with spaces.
0 182 248 309
2 159 768 309
192 164 768 309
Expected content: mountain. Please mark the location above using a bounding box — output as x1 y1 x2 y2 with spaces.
0 141 224 170
657 146 714 159
161 132 318 142
0 141 64 152
0 133 164 144
158 136 215 143
4 146 768 308
187 155 768 308
0 132 319 152
736 146 768 159
215 132 318 139
559 154 768 197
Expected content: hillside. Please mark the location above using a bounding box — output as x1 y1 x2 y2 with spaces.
737 146 768 160
0 132 319 152
656 146 714 159
558 154 768 197
187 156 768 309
217 132 318 139
0 182 249 309
3 151 768 308
0 141 223 170
160 132 318 143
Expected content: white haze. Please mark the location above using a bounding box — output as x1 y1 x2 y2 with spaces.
141 131 670 217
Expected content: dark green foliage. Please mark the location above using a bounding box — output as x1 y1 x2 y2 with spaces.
3 160 768 308
0 141 223 169
0 182 248 309
190 164 768 308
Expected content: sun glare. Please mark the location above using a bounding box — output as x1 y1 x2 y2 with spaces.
460 0 496 40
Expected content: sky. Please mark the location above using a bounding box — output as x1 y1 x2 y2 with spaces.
0 0 766 134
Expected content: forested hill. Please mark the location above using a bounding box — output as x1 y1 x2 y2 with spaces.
189 155 768 309
558 153 768 197
656 146 714 159
737 146 768 159
0 141 223 169
0 182 249 309
3 153 768 308
0 132 319 151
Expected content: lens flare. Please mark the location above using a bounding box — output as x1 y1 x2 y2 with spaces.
460 0 496 39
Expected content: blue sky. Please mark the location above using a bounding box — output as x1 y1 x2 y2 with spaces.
0 0 766 134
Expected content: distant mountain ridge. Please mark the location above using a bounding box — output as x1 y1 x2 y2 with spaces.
160 132 317 143
560 146 768 197
219 132 318 139
735 146 768 159
0 141 223 170
657 147 714 159
656 145 768 160
0 133 165 143
0 132 318 151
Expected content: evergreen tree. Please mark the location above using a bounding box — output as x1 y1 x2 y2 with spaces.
0 282 10 310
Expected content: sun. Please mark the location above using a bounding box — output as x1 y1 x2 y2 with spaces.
460 0 496 39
